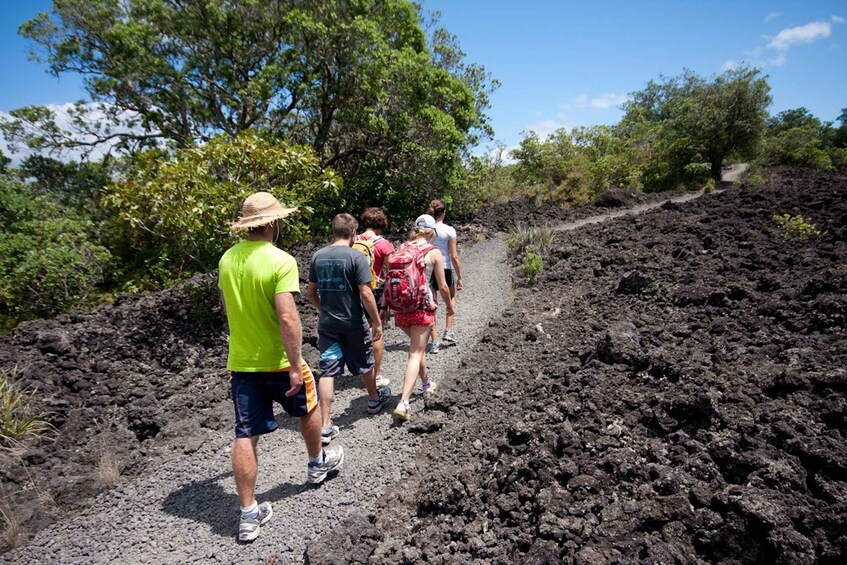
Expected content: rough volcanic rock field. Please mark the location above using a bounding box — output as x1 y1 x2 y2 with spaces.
310 167 847 564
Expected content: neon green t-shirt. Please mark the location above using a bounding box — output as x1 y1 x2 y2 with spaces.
218 240 301 371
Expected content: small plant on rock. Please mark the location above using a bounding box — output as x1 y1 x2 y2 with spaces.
772 214 826 240
522 245 544 284
0 366 50 448
504 224 555 256
703 178 715 194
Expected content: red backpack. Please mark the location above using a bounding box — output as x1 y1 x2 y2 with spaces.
383 242 435 312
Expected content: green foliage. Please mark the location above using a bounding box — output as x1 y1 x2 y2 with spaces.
0 150 9 173
772 214 826 240
703 178 715 194
454 148 519 216
622 67 771 188
103 132 340 278
0 175 112 327
504 225 555 257
759 107 847 170
511 131 595 205
521 245 543 284
17 155 111 214
7 0 496 226
762 122 833 169
0 366 51 448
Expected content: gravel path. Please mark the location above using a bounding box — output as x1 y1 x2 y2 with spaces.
2 237 510 565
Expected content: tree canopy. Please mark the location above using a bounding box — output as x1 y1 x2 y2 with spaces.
3 0 496 219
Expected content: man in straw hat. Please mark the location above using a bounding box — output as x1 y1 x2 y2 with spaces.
218 192 343 542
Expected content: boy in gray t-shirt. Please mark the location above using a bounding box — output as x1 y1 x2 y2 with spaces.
307 214 392 445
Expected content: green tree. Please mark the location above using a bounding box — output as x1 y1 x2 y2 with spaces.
103 132 340 279
622 68 771 186
5 0 495 220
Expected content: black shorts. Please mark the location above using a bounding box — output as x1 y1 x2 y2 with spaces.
430 268 454 293
230 363 319 438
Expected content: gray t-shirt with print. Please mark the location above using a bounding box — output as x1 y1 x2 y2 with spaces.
308 244 372 332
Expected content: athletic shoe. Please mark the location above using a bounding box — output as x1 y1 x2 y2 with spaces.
442 331 457 344
308 445 344 484
321 423 339 446
367 387 392 414
375 374 390 388
393 399 411 421
428 340 440 354
422 379 438 396
238 501 273 542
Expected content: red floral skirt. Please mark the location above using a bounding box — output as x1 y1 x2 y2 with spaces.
393 308 435 328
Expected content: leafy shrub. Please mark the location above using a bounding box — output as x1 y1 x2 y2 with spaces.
521 245 543 284
0 176 112 327
0 366 51 448
103 132 341 278
762 126 833 169
683 162 713 185
772 214 826 240
703 178 715 194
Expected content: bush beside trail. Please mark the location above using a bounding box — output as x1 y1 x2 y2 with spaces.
309 166 847 563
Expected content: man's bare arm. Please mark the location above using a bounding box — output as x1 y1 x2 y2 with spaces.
275 292 304 396
359 284 383 342
306 281 321 309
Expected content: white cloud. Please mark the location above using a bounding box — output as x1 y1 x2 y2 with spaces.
833 15 846 24
765 12 781 23
767 52 788 66
590 93 629 109
722 59 739 71
500 145 520 165
525 118 575 138
768 21 833 50
1 102 155 163
563 92 628 111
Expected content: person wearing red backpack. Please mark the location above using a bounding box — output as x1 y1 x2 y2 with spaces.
382 214 453 421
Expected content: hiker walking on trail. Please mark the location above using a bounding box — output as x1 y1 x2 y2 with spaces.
357 207 395 390
218 192 343 543
382 214 453 421
426 199 462 354
307 213 392 445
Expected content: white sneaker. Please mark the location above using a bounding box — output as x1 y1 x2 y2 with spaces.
308 445 344 484
238 501 273 542
375 374 390 388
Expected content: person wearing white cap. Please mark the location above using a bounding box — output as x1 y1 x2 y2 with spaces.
218 192 343 542
382 213 453 421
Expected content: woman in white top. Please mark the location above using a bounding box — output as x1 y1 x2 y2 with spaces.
383 214 453 421
426 199 462 353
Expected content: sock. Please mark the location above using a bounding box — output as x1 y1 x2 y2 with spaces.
309 450 325 465
241 501 258 518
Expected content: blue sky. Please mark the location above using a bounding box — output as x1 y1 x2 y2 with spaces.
1 0 845 158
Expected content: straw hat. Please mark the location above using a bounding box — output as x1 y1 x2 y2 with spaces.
231 192 298 229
